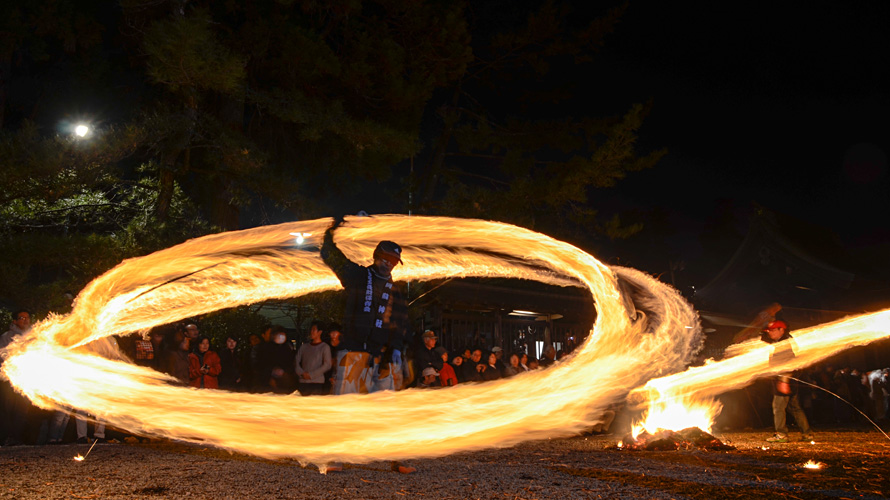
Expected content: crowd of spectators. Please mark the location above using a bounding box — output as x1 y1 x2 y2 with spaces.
118 302 890 435
122 322 566 396
409 330 560 388
718 363 890 431
794 365 890 426
0 308 576 446
6 306 889 446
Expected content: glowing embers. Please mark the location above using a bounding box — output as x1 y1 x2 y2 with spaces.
612 427 734 452
616 395 731 450
73 439 100 462
801 460 825 470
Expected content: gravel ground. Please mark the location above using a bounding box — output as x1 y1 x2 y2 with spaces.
1 430 888 499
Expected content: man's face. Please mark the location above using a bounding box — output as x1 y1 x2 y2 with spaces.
374 255 398 277
494 350 503 360
424 374 437 385
463 349 471 359
471 350 482 362
249 334 261 346
453 356 463 366
424 336 436 349
329 330 341 345
198 338 210 353
186 324 199 338
13 312 30 331
309 325 322 342
767 327 785 341
226 338 237 350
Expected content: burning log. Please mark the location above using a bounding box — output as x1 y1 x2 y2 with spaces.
612 427 735 451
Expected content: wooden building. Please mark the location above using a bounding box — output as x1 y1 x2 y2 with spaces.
694 207 890 368
410 278 595 359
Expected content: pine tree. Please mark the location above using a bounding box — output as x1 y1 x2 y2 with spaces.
417 1 664 244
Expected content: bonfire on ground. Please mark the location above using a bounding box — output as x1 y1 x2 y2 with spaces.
613 427 735 451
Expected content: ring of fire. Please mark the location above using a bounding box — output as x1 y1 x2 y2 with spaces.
2 215 888 464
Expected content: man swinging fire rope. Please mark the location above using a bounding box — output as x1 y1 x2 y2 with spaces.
321 217 415 474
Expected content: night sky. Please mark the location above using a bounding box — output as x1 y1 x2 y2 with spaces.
9 1 889 287
342 2 889 285
568 1 890 282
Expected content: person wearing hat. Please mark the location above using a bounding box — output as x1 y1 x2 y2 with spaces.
761 320 814 443
322 219 416 474
322 221 409 396
419 367 441 388
412 330 444 386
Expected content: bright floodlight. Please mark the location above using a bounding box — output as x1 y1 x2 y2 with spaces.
289 232 311 245
74 124 89 138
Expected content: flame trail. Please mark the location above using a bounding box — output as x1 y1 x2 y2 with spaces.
0 216 701 463
1 215 888 463
631 310 890 412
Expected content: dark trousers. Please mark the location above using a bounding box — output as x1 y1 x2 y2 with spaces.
297 383 326 396
773 393 811 435
2 381 29 444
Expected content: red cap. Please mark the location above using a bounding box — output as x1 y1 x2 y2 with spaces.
763 320 787 332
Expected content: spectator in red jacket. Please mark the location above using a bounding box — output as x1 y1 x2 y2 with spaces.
189 336 222 389
438 348 458 387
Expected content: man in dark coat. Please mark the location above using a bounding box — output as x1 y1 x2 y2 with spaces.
413 330 443 383
321 218 415 474
322 222 409 395
218 335 242 390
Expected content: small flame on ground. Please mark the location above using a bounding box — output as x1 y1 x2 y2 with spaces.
810 441 816 445
802 460 824 469
73 455 84 462
761 446 769 451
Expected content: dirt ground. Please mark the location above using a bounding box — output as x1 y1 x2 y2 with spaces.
1 430 888 499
